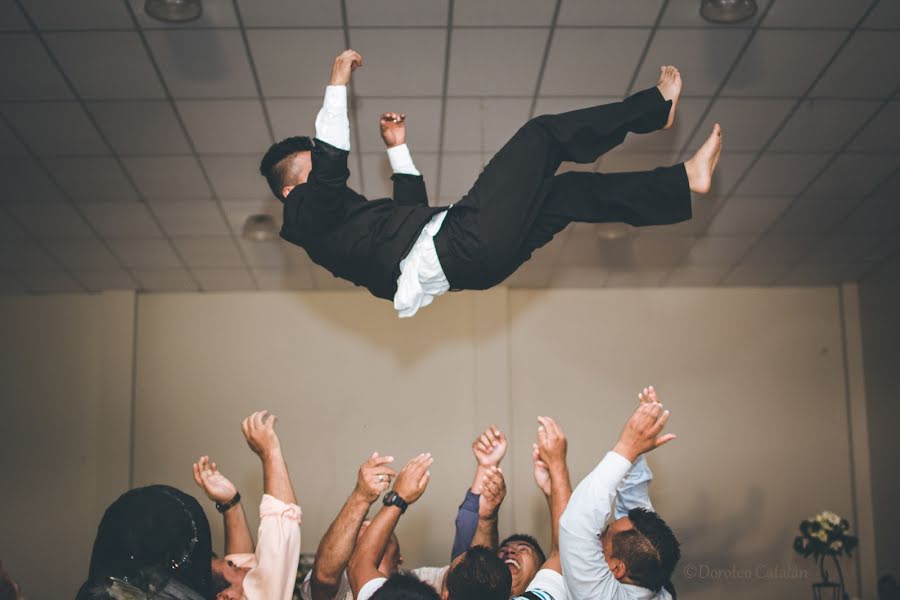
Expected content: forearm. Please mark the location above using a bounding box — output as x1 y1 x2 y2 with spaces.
548 463 573 553
471 514 499 549
451 491 480 559
386 144 420 176
469 465 491 494
313 492 371 589
222 502 255 555
315 85 351 151
348 505 402 595
261 449 297 505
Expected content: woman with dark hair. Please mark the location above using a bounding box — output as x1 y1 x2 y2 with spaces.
76 485 213 600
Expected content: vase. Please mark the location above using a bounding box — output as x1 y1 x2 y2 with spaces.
812 554 848 600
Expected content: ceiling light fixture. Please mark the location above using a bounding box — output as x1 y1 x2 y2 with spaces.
242 214 279 242
596 223 633 241
700 0 758 23
144 0 203 23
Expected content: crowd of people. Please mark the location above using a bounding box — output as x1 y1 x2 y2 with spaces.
69 387 681 600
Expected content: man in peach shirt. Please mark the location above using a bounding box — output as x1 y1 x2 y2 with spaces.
193 410 302 600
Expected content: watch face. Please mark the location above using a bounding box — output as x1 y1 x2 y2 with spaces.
383 491 398 505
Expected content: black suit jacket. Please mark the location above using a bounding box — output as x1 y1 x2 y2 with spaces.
280 139 443 300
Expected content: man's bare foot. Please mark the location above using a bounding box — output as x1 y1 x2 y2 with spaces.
685 124 722 194
657 65 682 130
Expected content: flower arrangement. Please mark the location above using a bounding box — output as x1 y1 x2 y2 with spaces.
793 511 858 559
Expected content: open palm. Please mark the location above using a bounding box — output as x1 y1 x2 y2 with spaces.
192 455 237 504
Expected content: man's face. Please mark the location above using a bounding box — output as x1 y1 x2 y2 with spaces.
211 557 249 600
497 541 540 597
600 516 634 580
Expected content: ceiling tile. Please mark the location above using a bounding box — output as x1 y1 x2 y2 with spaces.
687 235 756 265
552 266 611 288
193 268 256 291
219 197 282 234
637 29 750 96
501 264 554 288
45 32 164 99
46 238 121 270
0 119 28 157
740 234 818 266
0 34 72 100
763 0 871 28
0 273 27 294
732 153 831 196
0 209 26 238
558 0 663 26
688 98 794 152
247 29 345 97
723 30 846 97
266 98 323 141
310 264 359 290
541 28 648 96
152 201 231 237
1 102 108 156
80 202 163 238
0 158 65 202
44 156 138 202
842 173 900 233
805 153 899 199
534 97 618 116
347 0 448 26
200 155 272 200
438 153 484 198
133 269 198 292
454 0 555 25
443 98 531 153
74 270 136 291
658 194 722 235
850 102 900 152
145 29 256 98
18 270 82 292
354 97 442 153
237 0 342 26
123 156 211 199
769 194 856 235
776 263 841 287
665 264 730 286
597 152 680 173
177 99 270 154
720 264 782 286
813 32 900 99
527 228 570 266
7 201 94 238
706 195 793 235
862 1 900 28
242 239 312 268
89 101 191 155
606 269 666 287
21 0 133 29
127 0 238 28
0 1 27 31
450 28 547 96
661 0 772 27
350 29 446 96
172 236 245 268
359 152 438 200
770 99 882 152
802 233 882 266
619 98 708 155
0 238 57 270
109 239 183 269
253 267 315 290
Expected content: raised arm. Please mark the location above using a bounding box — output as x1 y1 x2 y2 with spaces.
380 112 429 206
348 453 433 598
451 425 507 557
615 388 660 519
192 455 254 555
535 416 573 573
309 453 397 600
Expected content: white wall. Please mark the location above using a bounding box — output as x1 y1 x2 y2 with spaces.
0 286 877 599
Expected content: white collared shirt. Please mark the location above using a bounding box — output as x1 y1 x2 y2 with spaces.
314 85 450 318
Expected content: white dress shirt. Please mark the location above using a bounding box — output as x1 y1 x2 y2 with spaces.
559 452 673 600
314 85 450 318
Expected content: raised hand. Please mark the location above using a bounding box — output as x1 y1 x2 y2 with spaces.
241 410 281 460
380 112 406 148
613 393 676 463
355 452 398 504
192 455 237 504
330 49 363 86
472 425 508 468
392 453 433 504
532 444 551 497
638 385 659 405
536 416 567 469
479 465 506 519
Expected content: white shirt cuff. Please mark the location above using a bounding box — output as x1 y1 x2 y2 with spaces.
386 143 421 176
315 85 351 151
323 85 347 111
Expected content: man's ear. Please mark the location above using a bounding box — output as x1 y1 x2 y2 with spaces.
281 185 296 199
610 558 628 581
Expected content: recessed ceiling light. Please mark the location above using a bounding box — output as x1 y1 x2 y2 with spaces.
700 0 758 23
242 214 279 242
144 0 202 23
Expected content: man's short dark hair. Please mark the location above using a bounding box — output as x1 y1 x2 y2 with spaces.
259 136 314 200
498 533 547 565
447 546 511 600
370 573 440 600
611 508 681 593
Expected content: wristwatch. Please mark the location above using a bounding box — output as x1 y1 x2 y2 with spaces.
216 492 241 514
382 491 409 514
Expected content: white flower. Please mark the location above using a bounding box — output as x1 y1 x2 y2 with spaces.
817 530 828 542
830 541 843 551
